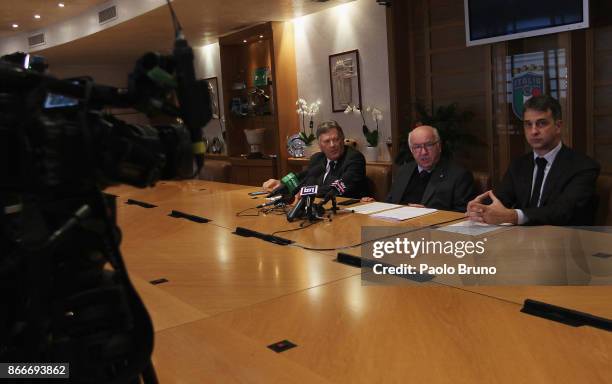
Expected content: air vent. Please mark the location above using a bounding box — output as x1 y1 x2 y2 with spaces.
98 5 117 24
28 33 45 47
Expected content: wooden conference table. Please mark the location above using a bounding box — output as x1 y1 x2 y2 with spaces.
106 180 612 383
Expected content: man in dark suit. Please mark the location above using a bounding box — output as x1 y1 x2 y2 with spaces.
363 125 475 212
263 120 367 198
467 95 600 225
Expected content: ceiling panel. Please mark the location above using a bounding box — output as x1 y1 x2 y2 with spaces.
0 0 108 37
5 0 352 66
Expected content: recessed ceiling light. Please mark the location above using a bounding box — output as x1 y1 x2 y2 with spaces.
259 35 263 38
243 39 247 43
34 14 41 19
11 23 19 28
58 3 65 7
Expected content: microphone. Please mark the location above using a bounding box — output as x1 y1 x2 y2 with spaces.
293 164 325 195
287 185 318 222
318 179 346 202
286 195 307 222
318 179 346 213
256 195 292 209
267 172 300 198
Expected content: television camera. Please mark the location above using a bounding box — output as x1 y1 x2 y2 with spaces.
0 2 210 382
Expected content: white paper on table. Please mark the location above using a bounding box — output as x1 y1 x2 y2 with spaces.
370 206 438 221
351 202 402 215
435 220 504 236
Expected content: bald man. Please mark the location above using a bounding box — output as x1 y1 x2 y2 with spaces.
370 125 475 212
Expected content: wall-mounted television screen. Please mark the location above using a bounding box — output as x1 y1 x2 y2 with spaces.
464 0 589 46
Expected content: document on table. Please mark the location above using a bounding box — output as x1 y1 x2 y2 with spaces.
435 220 505 236
351 202 402 215
371 206 437 221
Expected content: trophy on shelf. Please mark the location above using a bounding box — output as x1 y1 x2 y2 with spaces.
244 127 266 159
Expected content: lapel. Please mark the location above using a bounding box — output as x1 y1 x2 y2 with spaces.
539 145 568 206
311 153 327 185
517 154 535 207
395 162 417 202
421 160 446 205
321 146 348 185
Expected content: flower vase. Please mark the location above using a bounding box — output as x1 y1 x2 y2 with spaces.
363 145 378 162
303 142 320 158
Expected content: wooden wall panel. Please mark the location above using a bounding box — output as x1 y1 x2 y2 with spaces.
594 116 612 136
435 95 488 118
425 0 490 173
428 0 464 25
271 21 299 177
430 25 465 50
431 73 486 98
430 48 486 74
593 25 612 173
594 51 612 83
594 27 612 49
593 87 612 111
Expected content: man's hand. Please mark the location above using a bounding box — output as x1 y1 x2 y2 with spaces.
466 190 518 225
262 179 281 192
361 197 375 202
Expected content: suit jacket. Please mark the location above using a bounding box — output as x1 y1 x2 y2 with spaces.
386 158 475 212
299 146 367 198
494 145 600 225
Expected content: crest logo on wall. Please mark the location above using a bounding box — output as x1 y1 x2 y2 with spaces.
512 65 545 119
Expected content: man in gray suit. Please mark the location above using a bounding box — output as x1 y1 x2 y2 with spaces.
363 125 475 212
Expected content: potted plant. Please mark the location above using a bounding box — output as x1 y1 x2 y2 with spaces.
296 98 321 157
345 104 382 162
395 102 478 165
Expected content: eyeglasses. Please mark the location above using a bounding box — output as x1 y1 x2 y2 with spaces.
523 119 553 129
410 141 439 152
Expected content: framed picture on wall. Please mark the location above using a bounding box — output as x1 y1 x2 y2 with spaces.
329 49 362 112
200 77 220 119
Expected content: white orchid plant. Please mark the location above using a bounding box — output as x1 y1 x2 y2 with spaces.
345 104 383 147
296 98 321 145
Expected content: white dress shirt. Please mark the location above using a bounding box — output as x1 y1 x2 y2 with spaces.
516 141 563 224
322 159 336 183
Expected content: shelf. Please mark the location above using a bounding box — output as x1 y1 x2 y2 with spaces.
228 113 275 119
229 84 273 92
204 154 229 160
220 21 299 179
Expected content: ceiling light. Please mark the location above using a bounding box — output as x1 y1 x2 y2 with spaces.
11 24 19 28
259 35 263 38
243 39 247 43
58 3 65 7
34 14 41 19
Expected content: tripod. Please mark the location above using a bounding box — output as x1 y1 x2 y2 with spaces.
1 190 158 384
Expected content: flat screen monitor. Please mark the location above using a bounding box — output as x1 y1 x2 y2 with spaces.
464 0 589 46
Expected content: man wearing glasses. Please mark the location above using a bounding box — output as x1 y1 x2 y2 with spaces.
372 125 475 212
467 94 600 225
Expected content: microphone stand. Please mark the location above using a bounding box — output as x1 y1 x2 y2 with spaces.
330 194 338 215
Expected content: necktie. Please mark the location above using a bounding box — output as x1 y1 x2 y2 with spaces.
529 157 548 208
400 169 431 205
323 161 336 183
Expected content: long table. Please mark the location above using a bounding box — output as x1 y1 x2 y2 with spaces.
108 180 612 383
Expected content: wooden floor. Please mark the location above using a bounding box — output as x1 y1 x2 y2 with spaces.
107 180 612 383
